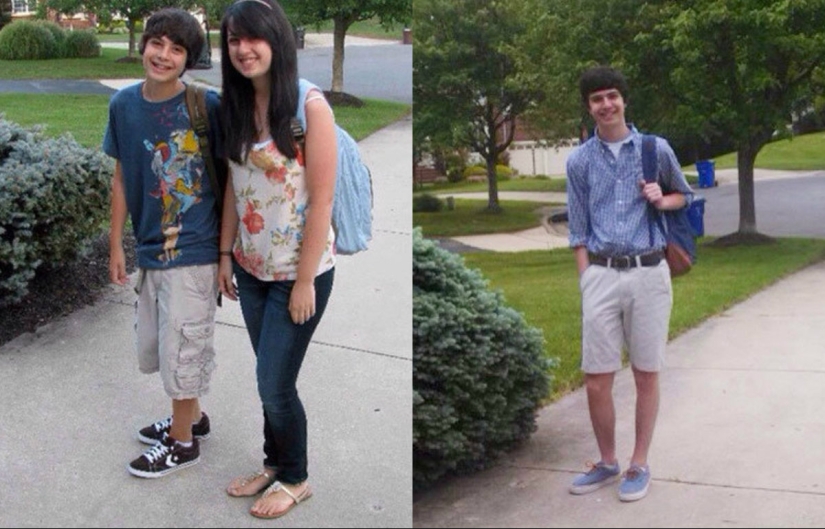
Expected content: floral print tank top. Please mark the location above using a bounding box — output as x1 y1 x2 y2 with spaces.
230 138 336 281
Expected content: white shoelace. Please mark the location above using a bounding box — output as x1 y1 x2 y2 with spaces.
143 441 172 464
152 417 173 432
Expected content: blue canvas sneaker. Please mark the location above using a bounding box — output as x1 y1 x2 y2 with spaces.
618 464 651 502
569 461 621 495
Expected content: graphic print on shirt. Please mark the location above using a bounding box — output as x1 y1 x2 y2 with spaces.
144 119 203 264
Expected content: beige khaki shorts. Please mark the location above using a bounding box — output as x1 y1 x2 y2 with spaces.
134 264 218 400
579 260 672 374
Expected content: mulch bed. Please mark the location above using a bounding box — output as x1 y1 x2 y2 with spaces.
0 232 137 349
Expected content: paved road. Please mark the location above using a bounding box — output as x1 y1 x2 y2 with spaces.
701 172 825 238
0 39 412 105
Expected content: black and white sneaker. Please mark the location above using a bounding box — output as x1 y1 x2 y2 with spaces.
128 436 200 478
137 413 211 445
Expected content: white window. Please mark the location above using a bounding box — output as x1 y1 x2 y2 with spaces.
12 0 35 15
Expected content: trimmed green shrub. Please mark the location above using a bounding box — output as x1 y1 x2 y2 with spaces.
444 151 467 183
0 117 113 307
496 164 513 179
0 20 58 60
463 164 486 178
413 229 553 489
35 20 66 57
413 193 443 213
64 29 101 58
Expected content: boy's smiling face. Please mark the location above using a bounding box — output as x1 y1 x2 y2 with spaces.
142 35 187 85
587 88 626 130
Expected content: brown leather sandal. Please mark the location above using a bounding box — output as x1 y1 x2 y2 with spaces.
226 469 277 498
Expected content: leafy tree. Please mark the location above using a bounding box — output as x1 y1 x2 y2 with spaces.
648 0 825 241
524 0 825 241
414 0 541 212
201 0 231 27
39 0 196 58
281 0 410 99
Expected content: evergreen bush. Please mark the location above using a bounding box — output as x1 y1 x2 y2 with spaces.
64 30 101 58
35 20 66 58
0 117 113 307
413 229 553 489
0 20 58 60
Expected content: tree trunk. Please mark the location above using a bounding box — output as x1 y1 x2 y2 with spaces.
485 156 501 212
736 147 758 234
127 18 136 58
332 17 347 93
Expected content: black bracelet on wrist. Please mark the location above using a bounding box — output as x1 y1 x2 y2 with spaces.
219 251 233 256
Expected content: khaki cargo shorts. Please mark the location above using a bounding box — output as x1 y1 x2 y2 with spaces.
134 264 218 400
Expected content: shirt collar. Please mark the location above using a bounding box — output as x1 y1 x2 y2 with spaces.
594 123 640 145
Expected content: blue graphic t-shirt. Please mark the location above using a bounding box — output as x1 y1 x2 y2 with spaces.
103 82 224 269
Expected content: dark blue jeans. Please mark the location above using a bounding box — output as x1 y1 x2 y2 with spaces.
233 263 334 485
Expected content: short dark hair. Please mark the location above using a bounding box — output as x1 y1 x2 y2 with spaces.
139 8 205 70
579 66 629 107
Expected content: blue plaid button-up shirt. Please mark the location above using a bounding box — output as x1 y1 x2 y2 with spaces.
567 129 694 257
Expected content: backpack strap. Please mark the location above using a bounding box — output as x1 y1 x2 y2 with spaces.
185 83 223 217
641 134 667 246
290 78 315 147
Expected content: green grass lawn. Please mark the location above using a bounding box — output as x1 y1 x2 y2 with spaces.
416 176 567 194
95 19 399 44
462 238 825 401
0 93 409 148
0 94 111 147
414 199 560 237
305 19 404 40
0 48 145 79
708 132 825 171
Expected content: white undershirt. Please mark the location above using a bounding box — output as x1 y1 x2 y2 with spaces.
605 136 632 158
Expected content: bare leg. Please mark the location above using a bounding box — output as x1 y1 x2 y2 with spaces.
630 367 659 467
169 398 200 443
585 372 617 464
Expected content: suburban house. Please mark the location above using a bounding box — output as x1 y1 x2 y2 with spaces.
505 116 580 178
10 0 96 29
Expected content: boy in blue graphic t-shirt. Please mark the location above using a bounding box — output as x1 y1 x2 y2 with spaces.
103 7 223 479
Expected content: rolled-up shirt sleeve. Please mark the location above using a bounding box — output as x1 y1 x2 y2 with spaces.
566 150 589 248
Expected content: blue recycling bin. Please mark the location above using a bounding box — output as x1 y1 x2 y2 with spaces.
686 196 706 237
695 160 715 188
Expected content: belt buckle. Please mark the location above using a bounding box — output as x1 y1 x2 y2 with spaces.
612 255 632 269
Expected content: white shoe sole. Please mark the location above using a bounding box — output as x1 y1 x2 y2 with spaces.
137 432 210 445
618 482 650 502
127 457 200 478
569 473 620 495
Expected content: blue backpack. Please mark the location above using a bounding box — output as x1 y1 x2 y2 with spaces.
641 135 696 275
293 79 373 255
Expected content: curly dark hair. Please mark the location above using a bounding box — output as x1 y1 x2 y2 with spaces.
139 8 205 71
579 66 629 107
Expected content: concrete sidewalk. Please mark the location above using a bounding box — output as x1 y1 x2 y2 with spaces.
414 258 825 527
0 117 412 527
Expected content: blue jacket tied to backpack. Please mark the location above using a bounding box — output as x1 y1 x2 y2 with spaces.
295 79 373 255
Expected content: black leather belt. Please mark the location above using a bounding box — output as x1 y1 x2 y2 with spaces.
588 251 664 270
